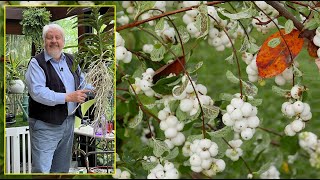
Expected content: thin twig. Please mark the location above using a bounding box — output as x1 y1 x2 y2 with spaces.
116 1 225 32
257 126 283 137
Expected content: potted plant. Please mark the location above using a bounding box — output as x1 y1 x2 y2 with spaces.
20 7 51 54
6 49 28 94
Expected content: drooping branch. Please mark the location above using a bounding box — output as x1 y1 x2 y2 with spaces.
116 1 225 32
266 1 315 40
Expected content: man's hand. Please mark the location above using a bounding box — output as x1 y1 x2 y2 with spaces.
65 89 91 103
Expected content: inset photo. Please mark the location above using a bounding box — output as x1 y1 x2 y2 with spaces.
4 5 115 175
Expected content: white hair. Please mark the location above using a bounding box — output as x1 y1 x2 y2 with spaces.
42 23 65 42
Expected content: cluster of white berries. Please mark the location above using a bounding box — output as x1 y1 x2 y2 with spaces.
222 94 260 140
116 32 132 63
225 139 243 161
133 68 156 97
313 27 320 58
140 124 155 144
182 1 204 38
121 1 136 16
142 44 154 54
158 107 186 149
252 1 279 34
298 132 320 168
274 66 295 86
259 165 281 179
147 160 180 179
112 168 131 179
155 20 176 44
173 75 213 116
117 11 130 25
185 139 225 176
282 85 312 136
242 52 259 83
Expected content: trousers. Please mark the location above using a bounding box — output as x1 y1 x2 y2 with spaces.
28 115 75 173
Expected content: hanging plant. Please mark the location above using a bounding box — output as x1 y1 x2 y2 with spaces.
20 7 51 54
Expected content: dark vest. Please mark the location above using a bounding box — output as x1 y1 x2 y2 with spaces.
28 51 82 125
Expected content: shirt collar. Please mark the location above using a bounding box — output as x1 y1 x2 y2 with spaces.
44 50 66 62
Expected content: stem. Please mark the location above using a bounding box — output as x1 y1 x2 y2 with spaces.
147 119 154 139
116 87 129 91
257 126 283 137
116 1 226 32
222 137 253 174
116 95 127 102
208 14 243 98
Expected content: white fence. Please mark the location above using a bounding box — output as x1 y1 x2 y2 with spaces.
5 126 32 174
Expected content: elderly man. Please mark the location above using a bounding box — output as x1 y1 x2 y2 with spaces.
25 23 90 173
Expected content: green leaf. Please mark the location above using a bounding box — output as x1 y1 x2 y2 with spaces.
135 1 156 18
186 134 202 142
152 75 180 95
253 132 271 156
272 85 290 97
219 93 234 101
187 61 203 74
128 107 143 128
256 161 272 175
177 25 190 44
248 42 260 54
268 37 281 48
163 147 179 160
242 80 258 97
217 6 255 20
202 105 220 120
150 45 166 61
175 106 189 122
225 54 234 64
247 98 263 107
293 66 303 77
226 70 239 84
169 100 179 112
304 18 320 30
141 161 159 171
152 138 170 157
155 18 165 32
207 126 232 138
195 4 209 38
81 99 96 115
280 135 299 154
285 19 294 34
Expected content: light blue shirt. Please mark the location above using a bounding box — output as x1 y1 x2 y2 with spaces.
25 50 90 116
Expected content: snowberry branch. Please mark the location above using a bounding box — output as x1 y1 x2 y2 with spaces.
116 1 225 32
222 137 253 174
208 13 244 98
117 65 161 123
226 2 251 41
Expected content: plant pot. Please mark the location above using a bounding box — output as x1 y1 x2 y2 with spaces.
8 79 25 94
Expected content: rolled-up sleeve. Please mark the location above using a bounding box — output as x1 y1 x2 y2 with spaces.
25 58 66 106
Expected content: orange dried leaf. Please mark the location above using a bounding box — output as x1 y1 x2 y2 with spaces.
307 40 319 58
256 29 304 78
153 56 186 83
